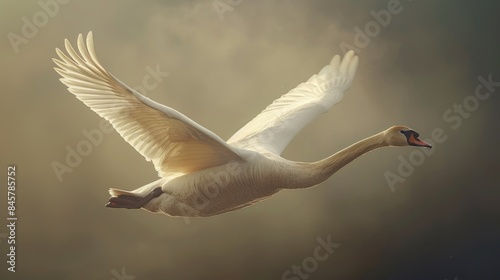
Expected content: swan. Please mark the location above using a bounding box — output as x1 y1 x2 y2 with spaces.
54 32 431 217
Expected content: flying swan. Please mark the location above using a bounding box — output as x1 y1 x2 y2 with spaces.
54 32 431 217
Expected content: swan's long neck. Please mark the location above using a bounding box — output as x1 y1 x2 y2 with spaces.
294 132 388 187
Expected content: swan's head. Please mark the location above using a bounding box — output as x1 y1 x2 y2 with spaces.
384 126 432 148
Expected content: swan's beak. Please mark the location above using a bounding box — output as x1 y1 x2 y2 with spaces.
408 133 432 148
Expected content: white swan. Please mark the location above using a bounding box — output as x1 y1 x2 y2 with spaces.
54 32 431 217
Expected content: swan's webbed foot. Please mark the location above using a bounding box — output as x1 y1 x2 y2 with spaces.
105 187 163 209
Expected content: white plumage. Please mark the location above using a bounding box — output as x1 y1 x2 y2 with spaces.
54 32 430 217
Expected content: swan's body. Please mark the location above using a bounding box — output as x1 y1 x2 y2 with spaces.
54 32 431 217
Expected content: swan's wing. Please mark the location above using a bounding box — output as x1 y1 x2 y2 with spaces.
227 51 358 155
54 32 243 177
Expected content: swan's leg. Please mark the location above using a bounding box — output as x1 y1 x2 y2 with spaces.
105 187 163 209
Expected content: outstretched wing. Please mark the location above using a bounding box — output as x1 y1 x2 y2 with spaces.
227 51 358 155
54 32 243 177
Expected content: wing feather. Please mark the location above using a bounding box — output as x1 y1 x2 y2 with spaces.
228 51 358 155
54 32 243 177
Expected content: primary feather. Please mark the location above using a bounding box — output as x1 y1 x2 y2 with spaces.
51 32 427 219
54 32 243 178
228 52 358 154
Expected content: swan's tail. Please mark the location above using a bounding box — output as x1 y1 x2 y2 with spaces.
105 178 166 209
108 188 138 197
106 187 164 209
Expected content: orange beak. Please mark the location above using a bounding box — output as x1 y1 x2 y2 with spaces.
409 134 432 148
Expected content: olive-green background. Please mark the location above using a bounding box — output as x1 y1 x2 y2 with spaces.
1 0 499 279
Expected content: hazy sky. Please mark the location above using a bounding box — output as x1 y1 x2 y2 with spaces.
1 0 500 279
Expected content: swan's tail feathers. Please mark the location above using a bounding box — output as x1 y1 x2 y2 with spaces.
108 188 136 197
105 187 164 209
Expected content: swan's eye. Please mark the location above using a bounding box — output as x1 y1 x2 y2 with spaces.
399 130 404 134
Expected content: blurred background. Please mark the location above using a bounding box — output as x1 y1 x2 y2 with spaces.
1 0 500 279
